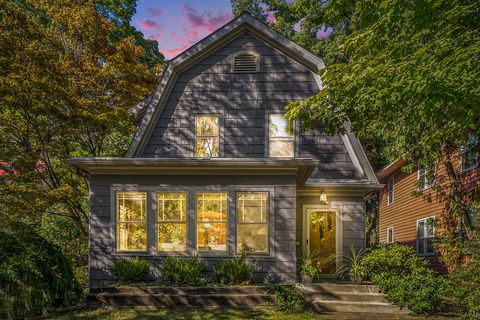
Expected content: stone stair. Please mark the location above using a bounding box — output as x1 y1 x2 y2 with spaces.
301 282 410 315
87 286 275 307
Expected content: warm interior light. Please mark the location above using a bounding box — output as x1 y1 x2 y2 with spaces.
320 192 328 204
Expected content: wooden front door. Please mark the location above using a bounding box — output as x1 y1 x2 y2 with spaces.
307 210 337 274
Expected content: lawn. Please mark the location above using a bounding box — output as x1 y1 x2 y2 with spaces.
50 306 321 320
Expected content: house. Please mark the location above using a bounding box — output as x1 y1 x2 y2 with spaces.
377 138 479 271
66 13 380 286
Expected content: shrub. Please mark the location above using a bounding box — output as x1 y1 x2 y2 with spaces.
443 256 480 319
274 284 305 312
111 257 150 283
212 251 256 285
0 222 80 319
360 244 445 315
161 256 208 286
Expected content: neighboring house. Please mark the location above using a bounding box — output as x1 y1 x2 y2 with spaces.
66 13 380 286
377 138 479 271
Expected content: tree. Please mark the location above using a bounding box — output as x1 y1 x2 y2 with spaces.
95 0 166 67
231 0 268 23
285 0 480 268
0 0 160 244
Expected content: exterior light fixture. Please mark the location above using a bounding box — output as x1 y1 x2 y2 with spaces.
320 192 328 205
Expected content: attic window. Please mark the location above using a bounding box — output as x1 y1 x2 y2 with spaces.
233 52 259 73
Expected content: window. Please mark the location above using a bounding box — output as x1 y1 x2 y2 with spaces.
387 227 394 244
195 115 219 158
233 52 259 73
461 134 478 172
417 167 435 191
197 193 227 253
268 114 295 157
387 177 394 205
417 216 435 256
157 193 187 251
236 192 269 254
117 192 147 251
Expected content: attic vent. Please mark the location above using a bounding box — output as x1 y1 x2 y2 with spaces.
233 52 259 73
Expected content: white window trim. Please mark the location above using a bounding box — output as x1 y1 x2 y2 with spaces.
194 114 220 158
387 177 394 206
460 134 479 173
417 167 435 191
268 114 296 158
386 226 394 244
416 216 436 256
235 192 270 255
116 191 148 253
196 192 228 255
156 192 188 253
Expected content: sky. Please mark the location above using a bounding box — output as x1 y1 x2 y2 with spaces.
133 0 331 60
133 0 235 59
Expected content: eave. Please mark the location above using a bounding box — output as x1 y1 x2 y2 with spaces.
65 157 318 185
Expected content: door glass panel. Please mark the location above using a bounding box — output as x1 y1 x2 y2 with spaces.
309 211 336 274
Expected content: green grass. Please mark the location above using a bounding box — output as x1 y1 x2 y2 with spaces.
50 306 321 320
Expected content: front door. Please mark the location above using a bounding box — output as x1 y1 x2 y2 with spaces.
307 210 337 274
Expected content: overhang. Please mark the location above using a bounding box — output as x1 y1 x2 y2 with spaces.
65 157 318 185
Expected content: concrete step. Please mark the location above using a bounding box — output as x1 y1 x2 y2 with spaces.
305 291 388 303
302 283 381 294
89 285 269 295
308 300 409 315
87 292 275 307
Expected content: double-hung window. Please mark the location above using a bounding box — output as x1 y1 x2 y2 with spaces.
236 192 269 254
460 134 478 172
157 193 187 252
268 114 295 157
387 177 394 205
195 115 219 157
418 167 435 191
197 193 227 253
387 227 394 244
117 192 147 251
417 216 435 256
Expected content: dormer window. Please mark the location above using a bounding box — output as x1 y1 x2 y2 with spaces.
232 51 259 73
195 115 219 158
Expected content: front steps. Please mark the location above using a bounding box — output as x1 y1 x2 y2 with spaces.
87 286 275 307
301 282 410 315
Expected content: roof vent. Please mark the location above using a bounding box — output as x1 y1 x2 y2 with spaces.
233 52 259 73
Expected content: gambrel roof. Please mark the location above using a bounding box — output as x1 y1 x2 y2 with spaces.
125 12 378 186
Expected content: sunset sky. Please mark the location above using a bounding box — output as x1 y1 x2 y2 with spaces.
133 0 235 59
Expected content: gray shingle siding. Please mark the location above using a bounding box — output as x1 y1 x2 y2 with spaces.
139 31 360 180
88 174 297 286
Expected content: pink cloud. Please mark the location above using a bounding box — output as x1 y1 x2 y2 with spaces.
146 7 162 18
137 19 162 31
181 4 233 33
162 47 189 58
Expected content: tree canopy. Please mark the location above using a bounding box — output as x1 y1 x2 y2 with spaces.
0 0 161 277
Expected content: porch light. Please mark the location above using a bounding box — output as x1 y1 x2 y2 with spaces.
320 192 328 205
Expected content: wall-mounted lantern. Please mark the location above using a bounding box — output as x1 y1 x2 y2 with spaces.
320 192 328 205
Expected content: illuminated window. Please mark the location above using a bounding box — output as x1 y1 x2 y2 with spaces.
195 115 219 157
157 193 187 251
197 193 227 252
236 192 269 254
117 192 147 251
268 114 295 157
